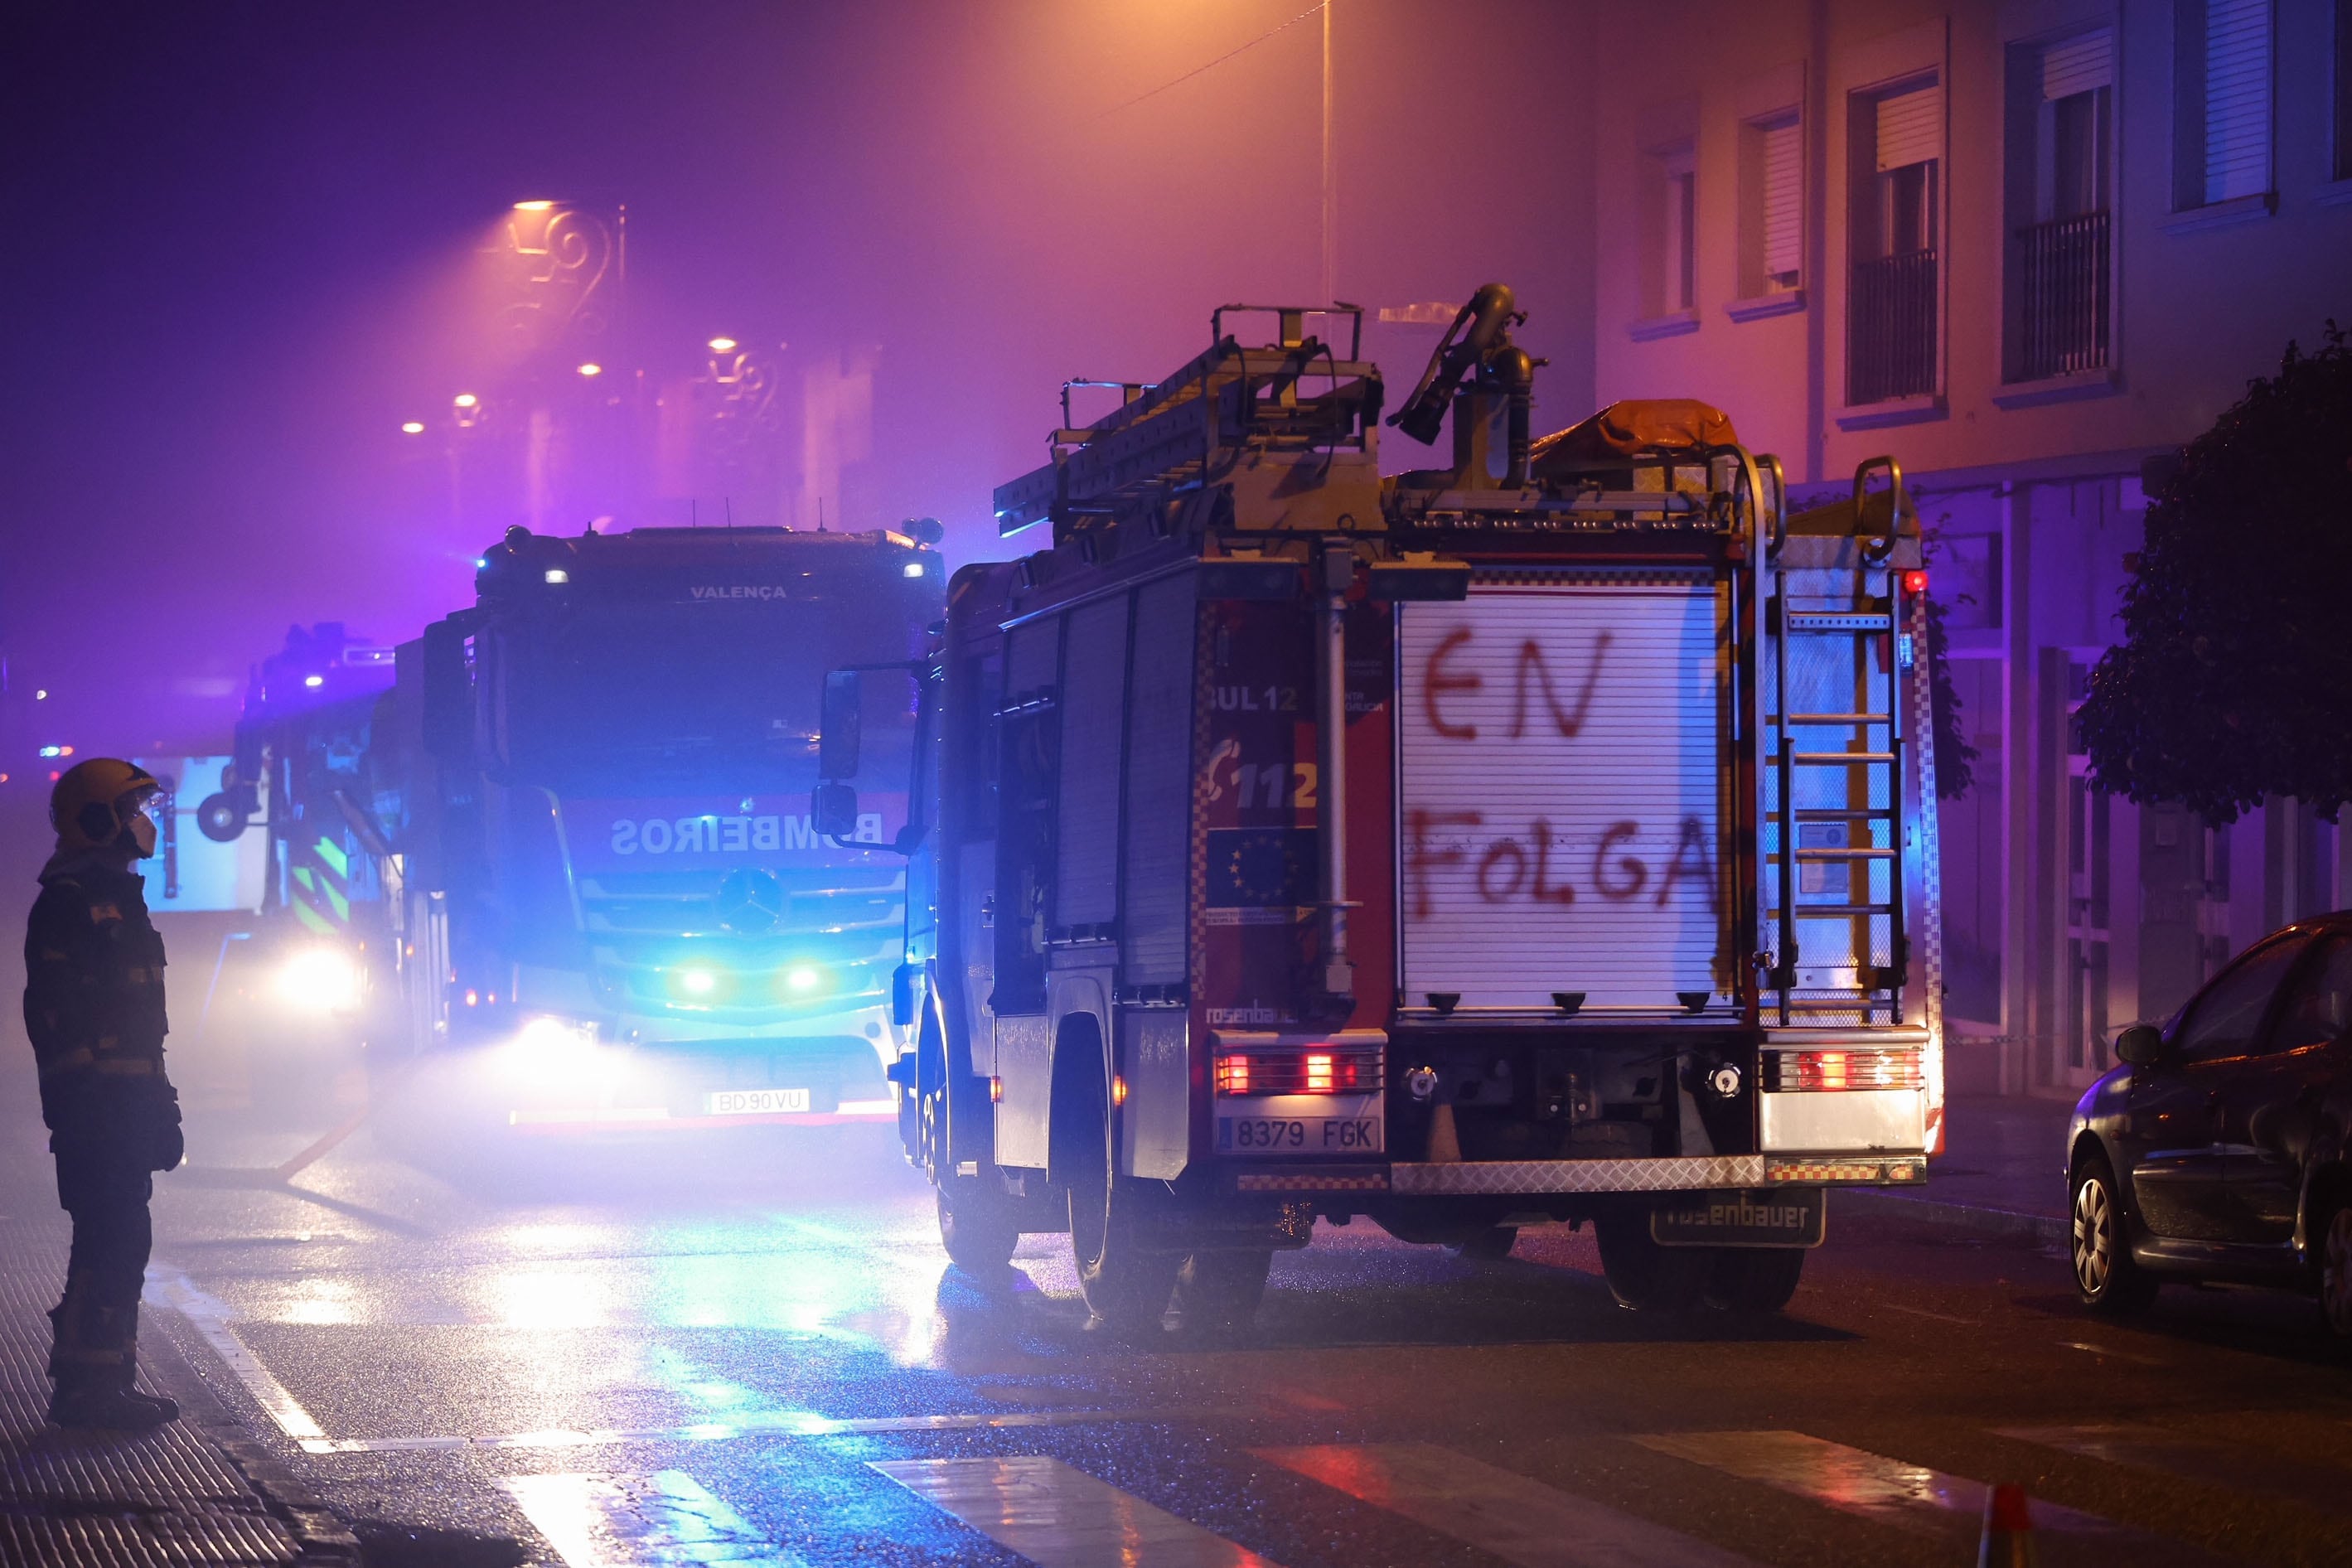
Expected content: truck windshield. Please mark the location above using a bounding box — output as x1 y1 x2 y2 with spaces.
495 597 922 792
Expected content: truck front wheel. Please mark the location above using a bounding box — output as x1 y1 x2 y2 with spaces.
1064 1065 1178 1336
937 1180 1020 1274
1594 1211 1707 1314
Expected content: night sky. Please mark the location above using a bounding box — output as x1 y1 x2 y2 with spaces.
3 1 1592 765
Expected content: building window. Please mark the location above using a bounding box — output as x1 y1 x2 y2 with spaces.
2008 31 2113 380
1739 110 1803 298
2174 0 2273 209
2335 0 2351 181
1643 140 1698 317
1849 77 1941 404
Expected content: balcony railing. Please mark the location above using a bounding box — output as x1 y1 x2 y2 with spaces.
1848 249 1938 405
2016 210 2110 381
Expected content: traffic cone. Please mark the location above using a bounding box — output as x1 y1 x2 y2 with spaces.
1425 1102 1461 1162
1977 1483 2037 1567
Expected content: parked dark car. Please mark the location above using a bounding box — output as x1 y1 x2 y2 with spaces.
2066 912 2352 1337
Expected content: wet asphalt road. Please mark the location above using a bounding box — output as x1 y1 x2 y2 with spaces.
114 1108 2352 1568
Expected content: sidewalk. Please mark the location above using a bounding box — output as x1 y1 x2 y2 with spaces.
0 1115 344 1566
1845 1092 2077 1243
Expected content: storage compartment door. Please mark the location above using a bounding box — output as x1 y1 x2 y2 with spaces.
1396 574 1727 1013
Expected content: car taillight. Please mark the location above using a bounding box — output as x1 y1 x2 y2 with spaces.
1768 1048 1922 1091
1215 1045 1382 1096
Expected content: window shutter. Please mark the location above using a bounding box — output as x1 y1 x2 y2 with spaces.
2202 0 2271 203
2040 30 2112 99
1761 118 1802 281
1875 82 1943 171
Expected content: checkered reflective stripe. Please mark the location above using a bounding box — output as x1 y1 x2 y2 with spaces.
1764 1159 1925 1183
1468 567 1716 590
1908 588 1947 1146
1233 1171 1391 1193
1388 1155 1769 1196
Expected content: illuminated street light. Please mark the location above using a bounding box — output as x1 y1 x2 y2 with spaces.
513 199 554 211
707 336 738 354
400 420 427 435
576 362 603 377
33 690 46 701
303 675 325 689
453 392 480 409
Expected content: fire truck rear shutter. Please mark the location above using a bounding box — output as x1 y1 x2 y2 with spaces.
1056 595 1128 929
1396 571 1727 1013
1120 575 1195 986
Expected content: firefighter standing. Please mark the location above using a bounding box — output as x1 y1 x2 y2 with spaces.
25 758 185 1431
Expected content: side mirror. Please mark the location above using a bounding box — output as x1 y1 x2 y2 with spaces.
2114 1024 2166 1067
819 669 863 781
812 780 859 840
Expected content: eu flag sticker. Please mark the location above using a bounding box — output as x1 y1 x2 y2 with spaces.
1206 828 1317 907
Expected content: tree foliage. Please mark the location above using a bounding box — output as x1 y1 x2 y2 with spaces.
1921 549 1976 801
2078 324 2352 823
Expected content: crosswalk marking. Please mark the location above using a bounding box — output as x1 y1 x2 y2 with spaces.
1634 1430 2124 1536
298 1404 1242 1454
503 1470 807 1566
872 1455 1281 1568
2001 1421 2352 1517
1256 1442 1761 1568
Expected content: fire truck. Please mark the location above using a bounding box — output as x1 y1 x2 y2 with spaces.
215 525 946 1135
823 286 1942 1328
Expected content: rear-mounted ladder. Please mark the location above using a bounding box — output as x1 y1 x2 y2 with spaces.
1765 575 1906 1024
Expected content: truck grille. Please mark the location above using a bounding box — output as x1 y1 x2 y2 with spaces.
577 865 903 1025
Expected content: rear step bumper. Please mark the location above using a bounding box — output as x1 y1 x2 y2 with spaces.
1225 1154 1928 1196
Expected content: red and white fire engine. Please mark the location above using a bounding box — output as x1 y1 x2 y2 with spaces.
820 285 1943 1329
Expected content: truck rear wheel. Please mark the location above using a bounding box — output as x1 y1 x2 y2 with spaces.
1064 1063 1178 1336
1595 1212 1707 1314
1174 1250 1271 1333
1704 1247 1806 1314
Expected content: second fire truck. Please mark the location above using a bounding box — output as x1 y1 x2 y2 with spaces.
825 286 1943 1328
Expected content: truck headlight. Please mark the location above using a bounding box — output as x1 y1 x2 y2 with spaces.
274 947 361 1014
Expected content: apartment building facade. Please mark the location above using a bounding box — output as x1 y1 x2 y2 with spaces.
1586 0 2351 1095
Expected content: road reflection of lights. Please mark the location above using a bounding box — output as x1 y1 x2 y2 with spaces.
279 1278 358 1326
501 1222 606 1255
495 1269 609 1329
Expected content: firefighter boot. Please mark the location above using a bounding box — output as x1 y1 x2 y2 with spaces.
47 1368 175 1433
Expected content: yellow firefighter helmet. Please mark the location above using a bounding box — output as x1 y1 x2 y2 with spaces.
50 757 162 852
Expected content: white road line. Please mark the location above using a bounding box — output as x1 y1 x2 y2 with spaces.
145 1264 327 1442
2057 1338 2171 1367
503 1470 808 1567
1634 1430 2123 1536
1256 1442 1759 1568
872 1454 1282 1568
300 1405 1241 1456
2000 1421 2352 1516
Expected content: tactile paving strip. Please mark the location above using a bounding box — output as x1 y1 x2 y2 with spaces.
0 1139 298 1566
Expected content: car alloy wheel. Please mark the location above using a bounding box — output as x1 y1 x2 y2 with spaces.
2072 1173 2114 1298
2323 1207 2352 1339
2071 1159 2156 1314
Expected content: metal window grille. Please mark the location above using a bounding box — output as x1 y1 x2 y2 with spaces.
1847 249 1938 404
2016 211 2110 380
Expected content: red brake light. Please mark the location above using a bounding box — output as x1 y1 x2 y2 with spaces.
1901 569 1929 595
1214 1045 1383 1096
1768 1048 1921 1091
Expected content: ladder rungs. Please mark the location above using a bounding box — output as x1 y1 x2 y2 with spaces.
1792 808 1890 820
1793 848 1896 859
1783 712 1889 725
1767 903 1898 916
1792 751 1896 765
1786 612 1892 632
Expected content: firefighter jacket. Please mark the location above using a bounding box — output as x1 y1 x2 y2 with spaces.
23 855 181 1168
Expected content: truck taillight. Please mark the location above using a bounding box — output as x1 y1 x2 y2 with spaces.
1766 1048 1923 1091
1215 1045 1382 1096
